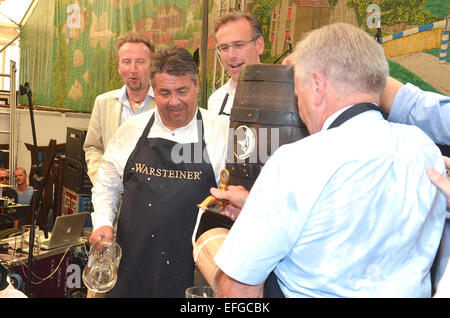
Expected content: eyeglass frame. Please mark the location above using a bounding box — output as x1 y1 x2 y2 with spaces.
215 36 259 56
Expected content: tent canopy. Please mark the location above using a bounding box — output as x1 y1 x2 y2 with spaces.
0 0 36 46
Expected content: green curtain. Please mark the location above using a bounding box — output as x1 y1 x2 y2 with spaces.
19 0 55 108
19 0 206 112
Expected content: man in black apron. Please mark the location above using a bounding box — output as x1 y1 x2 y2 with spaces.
89 46 231 297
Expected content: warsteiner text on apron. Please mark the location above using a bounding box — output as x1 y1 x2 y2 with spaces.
108 111 219 297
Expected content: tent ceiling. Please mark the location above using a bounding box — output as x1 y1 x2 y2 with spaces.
0 0 36 45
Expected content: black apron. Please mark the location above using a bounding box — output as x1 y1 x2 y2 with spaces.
218 93 230 116
108 111 218 298
263 103 385 298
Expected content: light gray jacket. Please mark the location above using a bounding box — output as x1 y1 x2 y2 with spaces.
83 89 155 183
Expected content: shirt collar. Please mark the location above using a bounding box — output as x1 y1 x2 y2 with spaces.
114 84 155 103
226 79 236 96
154 107 199 133
321 105 353 132
321 103 381 131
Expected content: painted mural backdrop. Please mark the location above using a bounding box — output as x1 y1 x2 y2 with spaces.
19 0 211 111
19 0 449 111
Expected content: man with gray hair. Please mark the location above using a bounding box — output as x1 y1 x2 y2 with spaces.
89 45 229 297
212 23 446 297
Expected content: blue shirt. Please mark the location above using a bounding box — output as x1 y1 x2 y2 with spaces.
215 109 446 297
389 83 450 146
114 85 155 126
16 186 34 205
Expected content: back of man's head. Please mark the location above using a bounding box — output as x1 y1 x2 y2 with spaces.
293 23 388 98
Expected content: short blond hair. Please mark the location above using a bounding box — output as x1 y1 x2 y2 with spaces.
115 31 155 56
14 167 27 175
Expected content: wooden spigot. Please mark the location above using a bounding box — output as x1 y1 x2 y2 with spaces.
197 169 230 212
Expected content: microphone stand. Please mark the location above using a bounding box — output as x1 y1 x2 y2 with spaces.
19 82 50 297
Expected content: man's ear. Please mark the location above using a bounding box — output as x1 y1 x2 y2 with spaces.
255 36 265 55
310 71 326 106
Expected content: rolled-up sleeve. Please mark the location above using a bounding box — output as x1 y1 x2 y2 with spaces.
90 114 144 231
388 83 450 145
90 154 124 231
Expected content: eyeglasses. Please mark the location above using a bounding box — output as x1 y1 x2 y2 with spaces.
216 37 258 55
0 177 9 181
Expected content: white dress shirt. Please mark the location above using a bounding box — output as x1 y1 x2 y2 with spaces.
216 108 446 297
114 84 155 125
207 80 236 116
91 107 230 231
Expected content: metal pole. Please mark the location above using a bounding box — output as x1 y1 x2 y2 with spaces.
0 34 20 55
9 61 16 179
201 0 209 109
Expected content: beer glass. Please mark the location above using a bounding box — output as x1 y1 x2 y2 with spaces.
185 286 216 298
82 239 122 293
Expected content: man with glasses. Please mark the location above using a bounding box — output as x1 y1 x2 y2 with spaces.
0 168 17 203
208 11 264 116
0 168 19 229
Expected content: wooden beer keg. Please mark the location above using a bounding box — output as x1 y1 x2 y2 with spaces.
227 64 309 190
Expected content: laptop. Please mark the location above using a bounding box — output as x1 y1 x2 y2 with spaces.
26 212 89 251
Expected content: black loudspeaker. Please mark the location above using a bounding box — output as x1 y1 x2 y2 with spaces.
64 127 91 194
66 127 87 164
63 157 92 194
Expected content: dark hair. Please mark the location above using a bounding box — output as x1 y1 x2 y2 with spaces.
214 11 263 40
150 45 198 82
